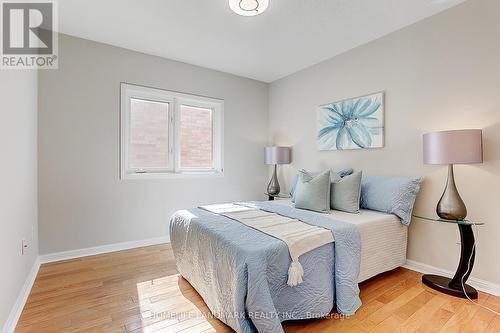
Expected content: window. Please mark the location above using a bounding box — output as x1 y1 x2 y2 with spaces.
121 83 223 179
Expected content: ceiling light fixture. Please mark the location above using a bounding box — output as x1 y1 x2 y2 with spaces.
229 0 269 16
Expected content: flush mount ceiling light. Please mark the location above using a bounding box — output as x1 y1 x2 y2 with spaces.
229 0 269 16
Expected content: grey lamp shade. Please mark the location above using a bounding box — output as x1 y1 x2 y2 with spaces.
265 146 291 165
423 129 483 165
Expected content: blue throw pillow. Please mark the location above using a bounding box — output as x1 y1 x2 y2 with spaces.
289 168 353 200
331 171 362 213
360 175 424 225
294 170 331 213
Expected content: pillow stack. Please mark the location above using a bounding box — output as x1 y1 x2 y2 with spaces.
290 170 424 225
292 168 363 213
289 168 353 199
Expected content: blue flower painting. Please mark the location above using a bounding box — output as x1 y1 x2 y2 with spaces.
317 92 384 150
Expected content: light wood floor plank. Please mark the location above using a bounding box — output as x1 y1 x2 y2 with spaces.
15 244 499 333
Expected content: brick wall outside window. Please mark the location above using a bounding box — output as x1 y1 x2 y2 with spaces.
180 105 213 168
129 99 169 169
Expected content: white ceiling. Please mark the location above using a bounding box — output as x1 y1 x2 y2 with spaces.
59 0 467 82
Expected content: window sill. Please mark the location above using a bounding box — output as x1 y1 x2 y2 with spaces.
121 171 224 180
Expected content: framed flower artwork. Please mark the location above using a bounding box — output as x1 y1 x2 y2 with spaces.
317 92 384 151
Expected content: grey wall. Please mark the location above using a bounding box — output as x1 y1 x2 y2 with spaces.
269 0 500 284
38 34 269 254
0 71 38 329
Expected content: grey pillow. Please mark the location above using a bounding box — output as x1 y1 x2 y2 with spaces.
289 168 353 201
331 171 362 213
360 175 424 225
294 170 331 213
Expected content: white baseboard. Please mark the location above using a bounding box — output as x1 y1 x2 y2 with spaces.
403 259 500 297
1 258 40 333
39 236 170 264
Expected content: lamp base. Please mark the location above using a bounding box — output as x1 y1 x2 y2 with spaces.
437 164 467 220
422 275 478 299
267 164 280 196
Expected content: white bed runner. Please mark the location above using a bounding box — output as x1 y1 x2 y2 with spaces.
200 203 334 286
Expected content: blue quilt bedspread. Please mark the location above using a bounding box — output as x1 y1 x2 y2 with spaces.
169 201 361 333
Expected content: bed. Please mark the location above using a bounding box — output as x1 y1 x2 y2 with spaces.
169 199 408 333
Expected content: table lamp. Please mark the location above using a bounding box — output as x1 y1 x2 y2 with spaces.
423 129 483 220
265 146 291 196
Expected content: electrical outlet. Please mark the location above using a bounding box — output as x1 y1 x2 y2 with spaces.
21 238 28 255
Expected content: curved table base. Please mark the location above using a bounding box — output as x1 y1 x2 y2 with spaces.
422 274 478 299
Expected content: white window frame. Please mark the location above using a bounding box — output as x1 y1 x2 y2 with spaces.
120 83 224 180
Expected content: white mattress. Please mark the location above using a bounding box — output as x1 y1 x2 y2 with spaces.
278 200 408 282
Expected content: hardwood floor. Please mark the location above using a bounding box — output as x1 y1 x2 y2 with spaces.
15 244 499 333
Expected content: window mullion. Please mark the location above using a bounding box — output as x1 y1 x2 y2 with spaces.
173 98 180 173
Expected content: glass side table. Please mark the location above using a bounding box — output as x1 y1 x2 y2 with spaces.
413 215 484 299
